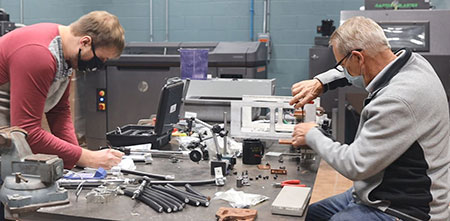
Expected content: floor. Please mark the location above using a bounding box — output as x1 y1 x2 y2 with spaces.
310 160 353 203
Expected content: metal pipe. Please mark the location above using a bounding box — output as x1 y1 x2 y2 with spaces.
20 0 24 24
263 0 267 33
149 0 153 42
148 178 216 186
223 112 228 155
194 118 213 130
121 169 175 180
165 0 169 41
267 0 271 33
250 0 255 41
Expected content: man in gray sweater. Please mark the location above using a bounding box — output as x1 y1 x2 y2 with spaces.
290 16 450 221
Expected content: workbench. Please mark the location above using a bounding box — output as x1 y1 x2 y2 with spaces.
9 142 319 221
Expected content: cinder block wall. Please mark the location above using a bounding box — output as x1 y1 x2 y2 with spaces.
1 0 449 95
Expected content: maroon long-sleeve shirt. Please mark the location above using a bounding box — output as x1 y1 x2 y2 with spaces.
0 23 82 168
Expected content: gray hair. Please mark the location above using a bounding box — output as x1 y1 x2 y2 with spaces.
329 16 390 57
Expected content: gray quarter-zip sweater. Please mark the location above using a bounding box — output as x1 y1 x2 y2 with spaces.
308 50 450 221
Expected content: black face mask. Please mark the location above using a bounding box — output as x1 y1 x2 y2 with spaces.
77 42 105 72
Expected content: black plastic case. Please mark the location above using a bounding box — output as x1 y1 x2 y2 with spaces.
106 78 183 149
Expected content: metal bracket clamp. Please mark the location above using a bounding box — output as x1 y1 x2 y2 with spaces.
214 167 226 186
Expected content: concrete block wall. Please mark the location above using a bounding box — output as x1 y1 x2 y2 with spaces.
1 0 449 95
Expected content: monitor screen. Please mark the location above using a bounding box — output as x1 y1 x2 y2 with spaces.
379 21 430 52
154 78 184 135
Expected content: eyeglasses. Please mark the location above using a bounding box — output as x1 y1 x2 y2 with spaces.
333 49 363 72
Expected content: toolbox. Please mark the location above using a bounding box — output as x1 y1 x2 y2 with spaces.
106 78 184 149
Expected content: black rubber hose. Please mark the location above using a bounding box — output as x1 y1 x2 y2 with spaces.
166 184 209 201
185 184 208 199
139 191 173 213
167 191 208 207
164 185 207 207
142 191 178 212
146 187 185 209
143 189 183 211
148 179 215 186
121 169 174 180
123 189 163 213
151 185 189 203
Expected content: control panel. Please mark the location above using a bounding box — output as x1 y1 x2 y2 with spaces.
97 88 106 111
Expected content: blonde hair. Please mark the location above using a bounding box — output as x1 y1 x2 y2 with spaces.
330 16 390 57
70 11 125 56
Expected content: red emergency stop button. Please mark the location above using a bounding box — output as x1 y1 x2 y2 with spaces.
98 103 106 111
98 90 105 96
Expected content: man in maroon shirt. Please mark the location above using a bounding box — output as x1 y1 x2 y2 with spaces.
0 11 124 169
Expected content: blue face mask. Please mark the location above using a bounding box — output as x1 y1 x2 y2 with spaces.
343 67 365 89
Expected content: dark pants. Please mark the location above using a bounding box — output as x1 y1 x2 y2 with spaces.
305 188 397 221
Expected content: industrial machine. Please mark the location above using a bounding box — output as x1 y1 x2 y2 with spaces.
184 78 275 122
364 0 431 10
82 41 268 149
0 127 68 214
0 9 16 36
113 41 267 79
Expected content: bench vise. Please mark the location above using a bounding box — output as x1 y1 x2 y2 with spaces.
0 127 68 213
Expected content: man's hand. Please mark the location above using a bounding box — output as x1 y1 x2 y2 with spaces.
77 148 124 169
289 79 324 109
292 122 318 146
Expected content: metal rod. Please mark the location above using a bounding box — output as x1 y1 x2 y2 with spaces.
148 179 216 186
263 0 267 33
165 0 169 41
194 118 213 130
149 0 153 42
212 132 221 160
121 169 175 180
223 112 228 155
20 0 24 24
267 0 271 33
250 0 255 41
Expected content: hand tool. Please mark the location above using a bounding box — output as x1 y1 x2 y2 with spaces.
273 179 306 188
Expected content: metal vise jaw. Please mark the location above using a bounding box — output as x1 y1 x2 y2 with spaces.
0 126 68 213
